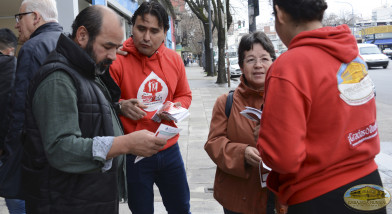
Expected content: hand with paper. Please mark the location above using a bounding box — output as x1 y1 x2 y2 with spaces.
151 101 190 123
134 124 182 163
107 130 166 158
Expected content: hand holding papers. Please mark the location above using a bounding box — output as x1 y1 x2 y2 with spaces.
240 106 262 122
134 124 182 163
152 101 190 123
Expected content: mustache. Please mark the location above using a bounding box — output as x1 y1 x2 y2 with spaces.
95 59 113 75
98 58 113 67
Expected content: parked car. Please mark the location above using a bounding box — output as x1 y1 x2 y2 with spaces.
358 44 389 69
228 58 241 77
383 48 392 59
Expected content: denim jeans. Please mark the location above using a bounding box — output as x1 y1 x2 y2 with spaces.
126 143 191 214
5 199 25 214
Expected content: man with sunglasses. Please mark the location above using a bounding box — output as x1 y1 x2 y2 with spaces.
2 0 62 213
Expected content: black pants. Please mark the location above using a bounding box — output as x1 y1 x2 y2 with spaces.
288 170 387 214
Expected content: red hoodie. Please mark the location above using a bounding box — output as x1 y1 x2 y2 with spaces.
110 37 192 150
257 25 380 205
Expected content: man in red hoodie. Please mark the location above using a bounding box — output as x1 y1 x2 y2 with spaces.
256 0 386 213
110 1 192 213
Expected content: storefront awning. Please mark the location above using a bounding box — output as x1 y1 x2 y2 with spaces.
374 38 392 45
364 40 374 44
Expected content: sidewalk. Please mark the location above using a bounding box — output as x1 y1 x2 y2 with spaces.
1 65 391 213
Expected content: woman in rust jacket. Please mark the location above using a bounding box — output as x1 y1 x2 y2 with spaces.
205 32 276 214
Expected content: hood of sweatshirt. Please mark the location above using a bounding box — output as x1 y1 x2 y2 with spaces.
121 36 166 65
289 25 358 63
120 37 174 92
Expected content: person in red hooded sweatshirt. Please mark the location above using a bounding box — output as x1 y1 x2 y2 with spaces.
109 1 192 213
256 0 386 213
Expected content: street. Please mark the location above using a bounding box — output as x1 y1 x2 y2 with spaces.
368 65 392 106
368 63 392 143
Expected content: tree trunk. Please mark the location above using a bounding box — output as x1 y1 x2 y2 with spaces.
214 0 227 83
203 22 214 76
184 0 233 79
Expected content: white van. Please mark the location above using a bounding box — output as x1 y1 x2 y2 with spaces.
357 43 389 69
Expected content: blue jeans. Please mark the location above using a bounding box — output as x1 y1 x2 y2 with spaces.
5 199 25 214
126 143 190 214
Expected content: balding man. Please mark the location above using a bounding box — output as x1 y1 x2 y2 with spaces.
22 5 166 214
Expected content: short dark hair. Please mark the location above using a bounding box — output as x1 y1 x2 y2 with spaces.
238 31 276 68
273 0 328 22
131 1 169 32
71 5 103 43
0 28 17 51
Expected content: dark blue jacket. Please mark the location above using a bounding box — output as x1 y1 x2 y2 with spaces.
0 53 16 150
0 22 62 199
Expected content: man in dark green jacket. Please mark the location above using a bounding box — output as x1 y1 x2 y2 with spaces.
23 5 167 214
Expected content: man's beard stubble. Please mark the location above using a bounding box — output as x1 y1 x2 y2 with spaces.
85 39 113 75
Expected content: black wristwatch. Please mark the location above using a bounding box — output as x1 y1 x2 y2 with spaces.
114 102 122 115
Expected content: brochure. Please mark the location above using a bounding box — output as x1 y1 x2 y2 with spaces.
240 106 262 122
134 124 182 163
151 101 190 123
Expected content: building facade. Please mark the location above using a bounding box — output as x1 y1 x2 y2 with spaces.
0 0 177 52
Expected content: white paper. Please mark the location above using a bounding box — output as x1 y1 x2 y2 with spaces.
263 162 271 171
261 173 269 188
240 106 262 122
151 101 190 123
134 124 182 163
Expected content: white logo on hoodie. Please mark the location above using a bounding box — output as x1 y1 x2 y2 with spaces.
337 56 375 106
137 71 168 112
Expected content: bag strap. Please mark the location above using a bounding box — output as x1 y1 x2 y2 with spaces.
225 90 235 118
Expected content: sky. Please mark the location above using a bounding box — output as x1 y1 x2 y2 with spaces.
231 0 391 24
326 0 387 19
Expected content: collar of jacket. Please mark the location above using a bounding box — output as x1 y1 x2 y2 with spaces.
55 33 96 79
123 37 168 81
30 22 63 40
239 74 265 97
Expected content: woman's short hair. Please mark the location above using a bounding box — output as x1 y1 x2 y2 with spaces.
273 0 328 22
131 1 169 32
22 0 58 22
238 31 276 68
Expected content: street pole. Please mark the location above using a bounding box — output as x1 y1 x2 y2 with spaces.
208 0 214 75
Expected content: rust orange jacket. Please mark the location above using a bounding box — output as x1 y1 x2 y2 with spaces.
205 76 269 214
